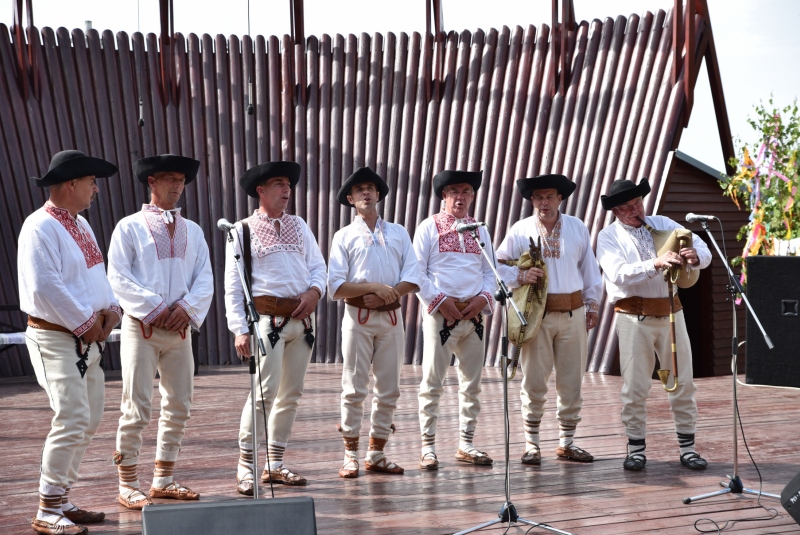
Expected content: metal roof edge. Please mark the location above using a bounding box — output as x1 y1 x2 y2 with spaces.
673 149 727 181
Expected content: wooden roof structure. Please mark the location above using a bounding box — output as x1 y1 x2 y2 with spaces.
0 1 737 377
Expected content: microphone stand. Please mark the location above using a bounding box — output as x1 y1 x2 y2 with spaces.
224 225 268 500
683 220 778 504
454 228 575 535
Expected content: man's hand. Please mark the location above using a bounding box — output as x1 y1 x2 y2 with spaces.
150 307 171 329
459 294 486 321
81 317 104 344
291 288 321 319
586 311 599 331
654 250 683 270
520 267 545 285
235 333 251 360
679 246 699 266
98 311 115 341
362 293 386 309
165 305 191 333
437 297 464 323
370 284 400 305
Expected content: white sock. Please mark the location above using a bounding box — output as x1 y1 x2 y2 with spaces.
37 483 73 525
237 443 254 481
525 441 540 453
366 450 385 463
61 487 77 512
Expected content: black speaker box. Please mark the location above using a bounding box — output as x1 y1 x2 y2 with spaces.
745 256 800 388
782 470 800 526
141 497 317 535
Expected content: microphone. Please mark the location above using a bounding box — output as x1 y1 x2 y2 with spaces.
456 222 486 233
217 218 236 232
685 213 717 223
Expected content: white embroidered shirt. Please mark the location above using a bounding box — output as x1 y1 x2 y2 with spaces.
18 202 121 337
107 205 214 328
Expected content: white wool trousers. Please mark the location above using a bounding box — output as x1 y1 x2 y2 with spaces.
616 310 698 440
418 311 485 438
116 315 194 464
239 314 314 446
26 328 105 490
519 307 587 427
339 305 405 441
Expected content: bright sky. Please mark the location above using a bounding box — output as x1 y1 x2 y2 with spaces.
2 0 799 174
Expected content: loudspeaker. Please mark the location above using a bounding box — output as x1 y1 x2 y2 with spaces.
141 497 317 535
745 256 800 388
782 470 800 526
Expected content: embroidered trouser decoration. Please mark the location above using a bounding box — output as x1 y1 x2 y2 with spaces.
471 315 483 341
75 338 92 378
439 319 459 345
302 318 314 348
267 317 289 349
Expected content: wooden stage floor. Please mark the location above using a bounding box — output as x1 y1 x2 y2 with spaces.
2 364 799 534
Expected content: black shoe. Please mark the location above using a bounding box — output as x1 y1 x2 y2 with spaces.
680 452 707 470
623 454 646 471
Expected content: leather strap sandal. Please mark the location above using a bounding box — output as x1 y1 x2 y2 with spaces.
623 453 646 471
365 457 404 474
62 507 105 523
117 488 153 510
680 452 708 470
236 477 255 496
521 448 541 465
31 516 88 535
262 467 308 486
149 481 200 500
455 448 493 465
339 459 359 478
556 444 594 463
419 452 439 471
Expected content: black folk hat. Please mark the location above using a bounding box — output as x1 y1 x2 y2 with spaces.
600 177 651 210
516 174 577 201
433 170 482 200
31 150 118 188
239 161 302 198
337 167 390 207
134 154 201 185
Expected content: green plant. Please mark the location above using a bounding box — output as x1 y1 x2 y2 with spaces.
719 98 799 271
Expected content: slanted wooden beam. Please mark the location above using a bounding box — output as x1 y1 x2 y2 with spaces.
683 0 695 127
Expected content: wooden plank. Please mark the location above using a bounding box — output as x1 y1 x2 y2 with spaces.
364 32 382 172
455 29 484 171
381 32 406 223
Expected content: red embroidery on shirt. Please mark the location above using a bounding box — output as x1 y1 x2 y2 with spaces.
248 212 304 258
427 293 446 314
44 202 104 269
73 311 98 338
142 205 188 260
433 212 480 254
480 290 494 309
535 217 562 259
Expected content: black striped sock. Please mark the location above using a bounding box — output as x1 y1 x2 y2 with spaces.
627 438 646 458
677 432 695 456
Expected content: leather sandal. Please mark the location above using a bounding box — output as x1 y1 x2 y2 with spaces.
455 448 493 465
117 488 153 510
419 452 439 471
365 456 404 475
521 448 541 465
623 453 646 471
236 477 254 496
62 507 105 523
339 459 359 478
149 481 200 500
556 444 594 463
31 516 88 535
680 452 708 470
262 467 308 486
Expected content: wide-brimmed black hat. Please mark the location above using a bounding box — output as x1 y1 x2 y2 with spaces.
134 154 200 185
600 177 651 210
516 174 576 201
31 150 118 188
337 167 390 207
433 170 482 200
239 161 302 198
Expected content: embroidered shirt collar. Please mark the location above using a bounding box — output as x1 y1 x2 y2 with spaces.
45 200 76 221
144 203 182 224
354 215 386 247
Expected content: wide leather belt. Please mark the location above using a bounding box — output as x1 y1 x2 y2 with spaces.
544 291 583 313
253 295 302 317
614 295 683 317
345 295 402 312
454 302 470 312
28 315 72 335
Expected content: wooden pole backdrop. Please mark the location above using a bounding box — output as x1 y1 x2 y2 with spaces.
0 8 708 377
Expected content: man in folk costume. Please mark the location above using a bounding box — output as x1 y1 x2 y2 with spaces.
413 170 496 470
224 161 326 493
327 167 420 478
596 178 711 471
19 150 122 535
496 174 602 465
107 155 214 509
